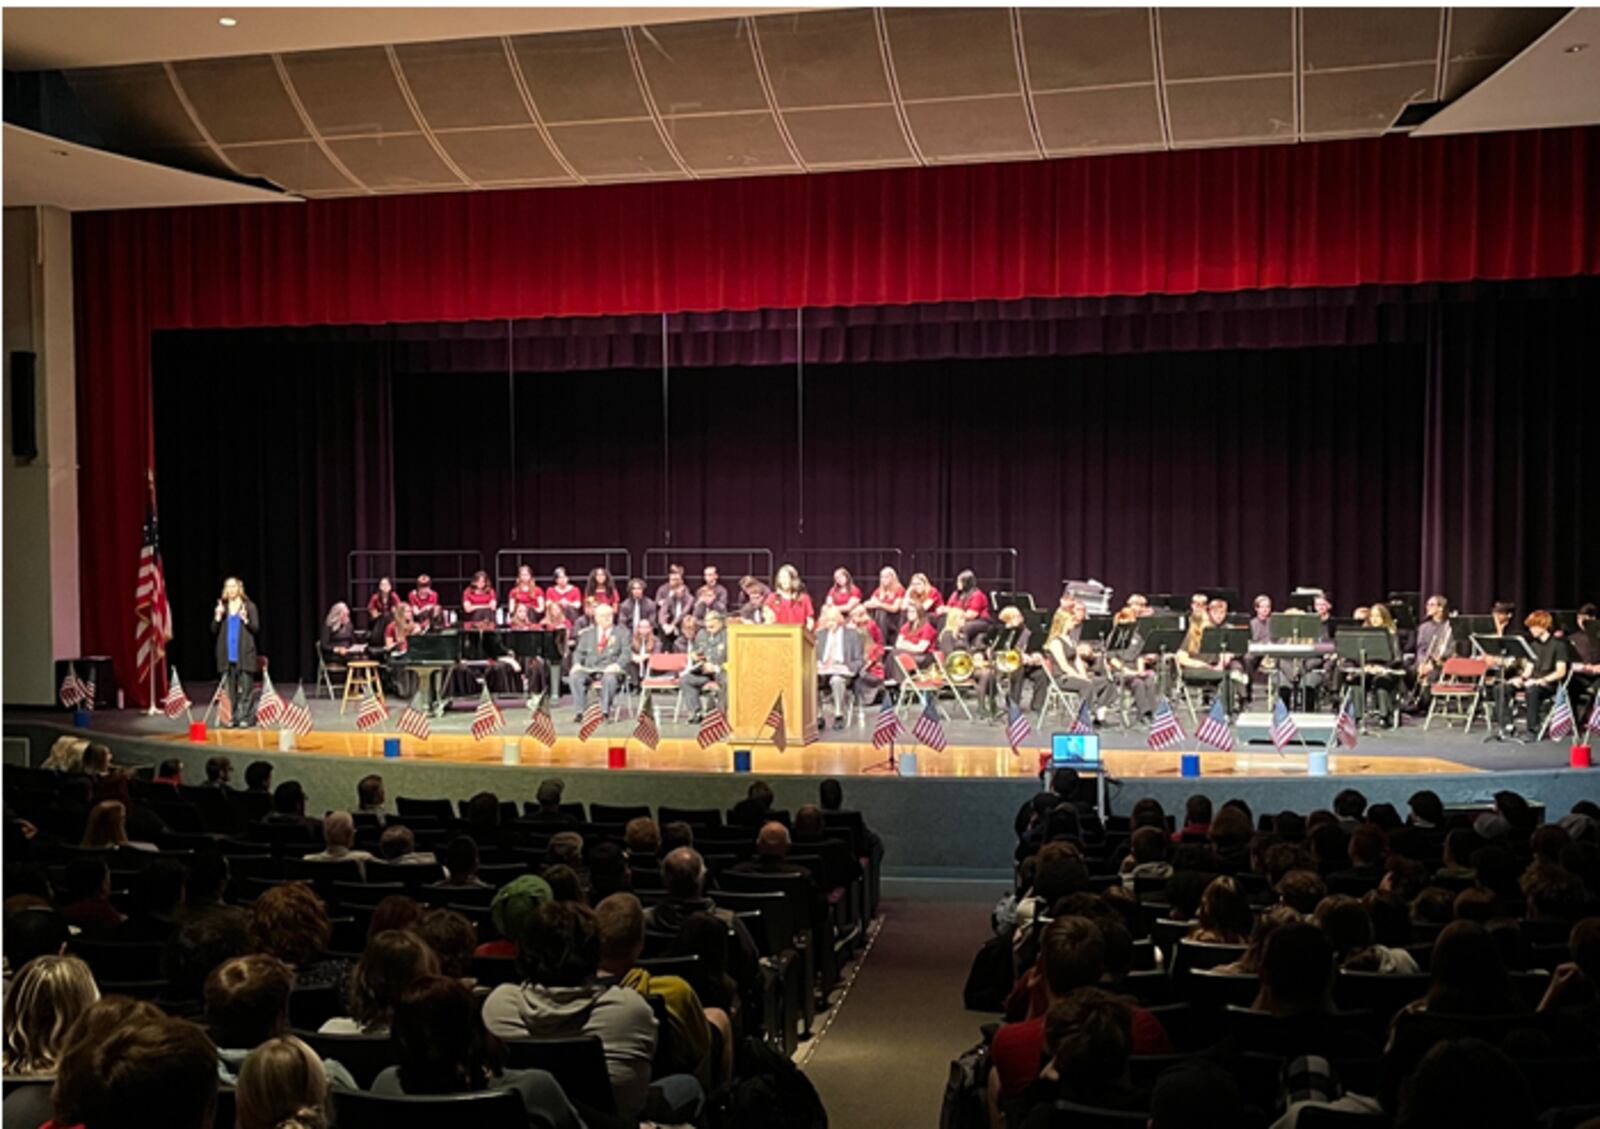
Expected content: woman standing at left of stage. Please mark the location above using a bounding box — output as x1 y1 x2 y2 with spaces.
212 576 259 727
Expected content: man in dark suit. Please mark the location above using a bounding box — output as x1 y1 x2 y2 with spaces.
814 606 864 729
568 603 628 720
681 610 729 723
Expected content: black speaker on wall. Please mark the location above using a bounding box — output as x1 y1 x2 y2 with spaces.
11 350 37 459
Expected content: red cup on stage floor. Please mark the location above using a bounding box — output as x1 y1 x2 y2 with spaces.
1572 745 1592 769
607 745 627 769
188 721 207 742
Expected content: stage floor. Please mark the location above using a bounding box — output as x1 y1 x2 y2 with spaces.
62 693 1577 780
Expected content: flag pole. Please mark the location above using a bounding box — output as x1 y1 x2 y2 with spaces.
146 660 158 716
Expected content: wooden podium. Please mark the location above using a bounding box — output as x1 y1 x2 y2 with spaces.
725 623 818 745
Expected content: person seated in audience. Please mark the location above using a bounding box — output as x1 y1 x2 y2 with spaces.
1186 875 1253 944
819 776 885 875
202 755 234 789
1119 826 1173 890
588 842 633 903
1214 904 1303 976
464 791 519 854
595 893 713 1087
1172 794 1213 843
152 759 184 789
794 804 863 896
58 859 126 936
1327 822 1388 889
1435 828 1482 884
204 954 356 1089
666 912 742 1046
645 848 760 994
1246 921 1380 1058
319 929 438 1036
1332 788 1368 831
433 835 489 890
1409 886 1455 930
1208 806 1254 874
546 830 586 873
2 954 99 1076
477 876 553 960
1276 869 1329 916
414 908 477 984
81 799 157 852
172 850 231 927
481 900 660 1122
729 822 830 939
1015 987 1141 1127
527 778 578 828
379 824 439 868
264 782 324 839
624 817 661 858
245 760 274 794
988 916 1171 1122
3 906 68 982
248 882 343 993
234 1034 332 1129
1148 1058 1261 1129
728 780 776 828
366 896 425 943
1316 894 1419 974
660 821 695 855
542 864 585 904
117 859 187 942
1523 865 1588 925
301 811 375 878
49 1002 218 1129
40 735 90 774
1401 919 1526 1021
1395 1038 1539 1129
374 975 586 1128
160 909 252 1018
356 773 386 818
1406 789 1445 830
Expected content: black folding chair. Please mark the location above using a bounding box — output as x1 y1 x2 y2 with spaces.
331 1088 526 1129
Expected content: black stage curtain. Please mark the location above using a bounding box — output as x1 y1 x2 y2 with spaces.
152 282 1598 681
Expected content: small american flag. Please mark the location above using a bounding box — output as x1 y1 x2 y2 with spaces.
1005 701 1032 754
59 665 85 708
1546 683 1574 740
577 701 605 741
1196 697 1235 752
1588 697 1600 737
1270 698 1300 750
632 708 660 750
356 684 389 732
871 697 904 750
697 707 731 749
470 686 505 741
216 685 233 727
255 672 284 727
1147 696 1184 750
396 692 432 741
281 685 314 737
1335 695 1359 749
79 673 96 711
162 669 191 719
526 699 557 748
801 718 820 746
913 697 947 752
1067 699 1095 736
766 694 787 752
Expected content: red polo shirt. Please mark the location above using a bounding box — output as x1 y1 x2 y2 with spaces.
991 1006 1171 1099
547 584 582 611
766 592 815 625
508 584 545 615
408 588 439 612
897 620 937 651
463 586 496 610
827 584 862 608
948 588 990 618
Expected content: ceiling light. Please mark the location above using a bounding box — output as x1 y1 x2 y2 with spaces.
218 16 237 27
1565 43 1588 53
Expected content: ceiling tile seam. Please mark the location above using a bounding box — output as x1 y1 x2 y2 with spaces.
621 26 698 179
872 8 928 166
658 107 826 122
159 61 248 179
1293 8 1304 142
773 101 898 115
1302 59 1444 76
384 45 478 190
1029 80 1157 97
1165 71 1296 86
746 17 810 172
1047 142 1170 158
269 53 372 194
1169 135 1298 150
1148 9 1174 150
900 90 1033 107
1009 8 1047 159
498 36 586 185
224 130 424 147
544 115 655 128
1432 9 1451 102
430 123 562 136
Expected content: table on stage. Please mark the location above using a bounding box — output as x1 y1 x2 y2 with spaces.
725 623 818 744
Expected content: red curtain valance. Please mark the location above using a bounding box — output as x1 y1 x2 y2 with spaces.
71 128 1600 701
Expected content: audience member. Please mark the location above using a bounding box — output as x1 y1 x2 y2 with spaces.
438 835 490 888
3 905 68 975
588 841 633 902
1119 827 1172 888
660 821 695 854
1395 1038 1537 1129
366 894 425 940
203 756 234 789
479 876 553 959
301 811 374 876
1214 905 1303 976
624 817 661 857
647 847 760 990
177 850 231 923
162 908 252 1013
1016 987 1139 1126
415 908 477 981
265 782 323 838
205 954 357 1089
2 954 99 1075
1276 869 1329 916
356 774 386 817
728 780 775 827
245 761 274 793
1316 894 1419 974
1404 920 1524 1017
541 863 585 903
81 800 157 851
59 859 125 936
526 779 578 827
248 882 341 991
595 892 712 1081
50 1004 218 1129
320 929 439 1035
379 825 438 867
235 1035 331 1129
1187 876 1252 944
1173 795 1213 841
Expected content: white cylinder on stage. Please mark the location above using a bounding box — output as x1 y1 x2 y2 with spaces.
502 739 520 765
278 729 295 752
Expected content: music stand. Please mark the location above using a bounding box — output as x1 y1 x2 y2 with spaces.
1199 626 1251 714
1472 634 1535 742
1140 628 1188 698
1334 628 1398 735
1268 613 1321 645
1142 614 1184 634
1079 617 1113 645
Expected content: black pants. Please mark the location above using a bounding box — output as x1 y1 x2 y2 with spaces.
1501 681 1555 733
222 663 255 724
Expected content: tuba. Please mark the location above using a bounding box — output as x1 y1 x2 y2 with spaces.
993 648 1023 673
944 651 975 682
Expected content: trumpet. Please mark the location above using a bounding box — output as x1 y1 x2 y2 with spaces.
945 651 976 682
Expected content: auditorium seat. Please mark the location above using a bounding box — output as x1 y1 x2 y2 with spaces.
69 938 164 981
590 803 651 824
331 1088 527 1129
658 806 722 828
365 860 445 890
394 797 454 823
296 1029 398 1089
1185 968 1259 1011
501 1036 616 1115
1044 1100 1147 1126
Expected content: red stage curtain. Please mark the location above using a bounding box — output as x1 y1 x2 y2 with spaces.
74 128 1600 701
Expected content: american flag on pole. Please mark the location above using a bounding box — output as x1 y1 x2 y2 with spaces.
1335 695 1360 749
162 669 191 719
1005 701 1032 754
577 701 605 741
800 717 820 746
1147 696 1184 750
1270 698 1301 751
1546 683 1574 740
766 694 787 752
632 708 661 750
697 706 731 749
396 692 432 741
1196 696 1235 752
871 697 904 750
356 683 389 732
59 665 85 708
525 698 557 748
281 685 314 738
215 685 233 727
1067 699 1095 736
134 475 174 701
1588 697 1600 738
80 672 96 711
255 671 284 727
913 697 947 752
470 685 505 741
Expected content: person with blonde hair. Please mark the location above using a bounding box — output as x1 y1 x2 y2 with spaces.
235 1035 330 1129
2 954 99 1075
212 575 260 727
40 735 90 774
81 800 157 852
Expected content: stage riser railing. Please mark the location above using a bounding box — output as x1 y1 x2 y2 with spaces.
347 550 484 612
643 548 775 588
494 548 633 589
781 548 905 594
908 547 1019 597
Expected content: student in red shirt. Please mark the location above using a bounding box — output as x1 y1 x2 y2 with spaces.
462 570 497 623
944 569 994 651
826 568 863 614
367 576 401 625
863 567 906 646
764 565 815 628
545 567 583 621
407 574 441 628
850 606 889 704
904 572 944 621
988 916 1170 1123
888 603 937 683
584 567 619 618
507 565 545 619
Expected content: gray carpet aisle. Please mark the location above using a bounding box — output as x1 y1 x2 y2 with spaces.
802 880 1000 1128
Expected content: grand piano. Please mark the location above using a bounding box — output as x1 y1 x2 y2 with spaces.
391 627 567 714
